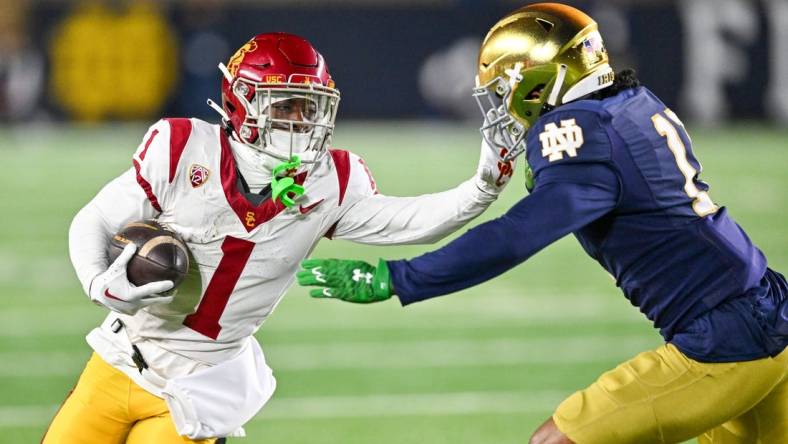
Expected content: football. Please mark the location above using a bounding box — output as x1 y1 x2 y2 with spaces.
108 220 189 288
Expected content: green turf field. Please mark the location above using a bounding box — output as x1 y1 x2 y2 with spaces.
0 122 785 443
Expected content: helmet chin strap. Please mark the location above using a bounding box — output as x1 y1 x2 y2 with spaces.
206 99 230 123
218 62 233 82
206 63 236 131
207 62 235 129
540 64 568 116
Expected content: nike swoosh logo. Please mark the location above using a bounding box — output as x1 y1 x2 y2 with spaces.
104 289 124 301
299 199 325 215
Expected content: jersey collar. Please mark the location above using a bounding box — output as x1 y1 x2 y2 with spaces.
219 130 306 232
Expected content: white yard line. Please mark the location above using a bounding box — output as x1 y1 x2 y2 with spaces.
257 390 566 420
261 335 658 370
0 307 103 337
0 334 660 377
0 404 58 428
0 389 566 428
0 292 643 338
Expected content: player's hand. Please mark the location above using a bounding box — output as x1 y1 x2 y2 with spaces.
475 139 516 195
89 243 175 315
297 258 393 303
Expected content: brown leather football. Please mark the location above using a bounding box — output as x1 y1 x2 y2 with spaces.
108 220 189 288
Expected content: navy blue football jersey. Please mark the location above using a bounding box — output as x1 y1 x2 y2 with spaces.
389 87 786 362
528 87 773 358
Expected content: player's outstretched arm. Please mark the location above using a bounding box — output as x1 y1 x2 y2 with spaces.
329 140 515 245
299 163 620 304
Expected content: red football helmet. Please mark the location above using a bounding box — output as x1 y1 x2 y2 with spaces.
212 33 340 164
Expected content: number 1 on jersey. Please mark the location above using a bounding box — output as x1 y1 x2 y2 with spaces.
651 110 718 217
183 236 255 339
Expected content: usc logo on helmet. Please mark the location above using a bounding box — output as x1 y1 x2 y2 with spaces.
227 40 259 77
264 74 286 84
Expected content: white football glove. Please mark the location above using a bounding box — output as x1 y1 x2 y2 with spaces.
475 138 516 195
89 243 175 315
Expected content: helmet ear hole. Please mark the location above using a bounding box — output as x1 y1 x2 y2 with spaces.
224 101 236 113
525 84 546 100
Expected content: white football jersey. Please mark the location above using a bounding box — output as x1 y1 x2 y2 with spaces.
70 117 498 394
124 117 381 360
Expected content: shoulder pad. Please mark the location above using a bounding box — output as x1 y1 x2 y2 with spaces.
132 118 194 211
329 149 378 207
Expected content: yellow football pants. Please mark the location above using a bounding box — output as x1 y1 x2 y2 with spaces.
42 353 216 444
554 343 787 444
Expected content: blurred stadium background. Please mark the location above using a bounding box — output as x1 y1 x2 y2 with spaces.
0 0 786 443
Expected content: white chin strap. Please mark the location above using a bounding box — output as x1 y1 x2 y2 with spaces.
218 62 233 82
546 64 568 107
561 64 615 104
206 99 230 122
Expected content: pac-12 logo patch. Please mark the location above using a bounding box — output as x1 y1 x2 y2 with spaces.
189 164 210 188
539 119 584 162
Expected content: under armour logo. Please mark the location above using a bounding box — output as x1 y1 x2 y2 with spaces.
311 267 326 283
539 119 584 162
352 269 373 284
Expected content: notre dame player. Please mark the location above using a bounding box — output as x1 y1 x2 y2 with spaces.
298 3 788 443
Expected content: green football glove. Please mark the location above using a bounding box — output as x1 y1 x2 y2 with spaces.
296 258 393 303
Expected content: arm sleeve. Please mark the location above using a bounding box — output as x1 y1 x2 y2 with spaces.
68 120 173 296
331 176 497 245
131 119 179 212
389 163 621 305
69 169 159 296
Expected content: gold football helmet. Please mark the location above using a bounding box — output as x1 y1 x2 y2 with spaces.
474 3 614 160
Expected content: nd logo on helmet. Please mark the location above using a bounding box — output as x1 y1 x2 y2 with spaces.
227 39 259 77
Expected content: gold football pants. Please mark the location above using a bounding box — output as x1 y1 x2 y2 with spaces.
42 353 216 444
554 343 787 444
